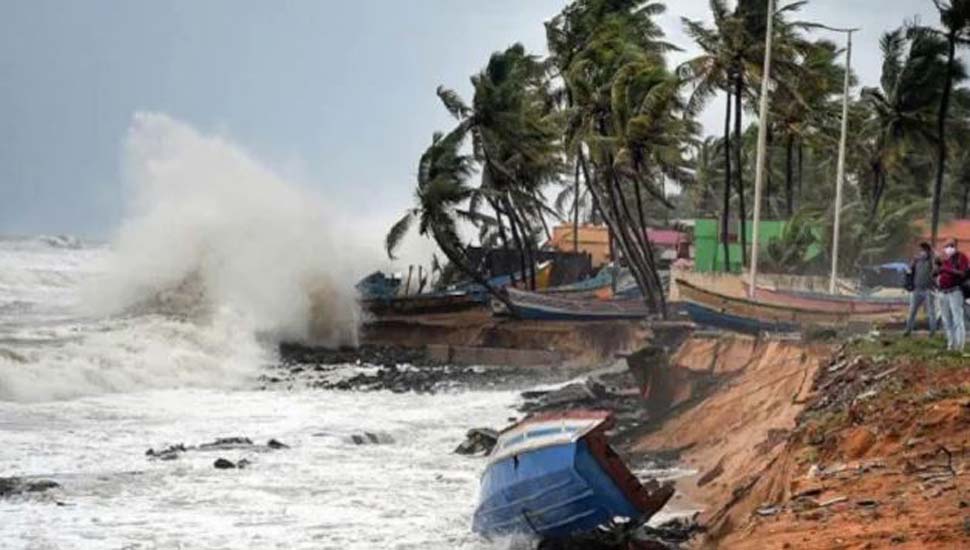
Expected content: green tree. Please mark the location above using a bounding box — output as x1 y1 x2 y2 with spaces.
385 131 511 307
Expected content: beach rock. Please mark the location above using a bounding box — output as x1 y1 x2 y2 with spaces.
146 443 187 461
348 431 395 445
267 438 289 450
199 437 254 450
213 458 236 469
454 428 499 456
0 477 60 498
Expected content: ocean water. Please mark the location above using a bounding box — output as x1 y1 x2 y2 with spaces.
0 237 524 550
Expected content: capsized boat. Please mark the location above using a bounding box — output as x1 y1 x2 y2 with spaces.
501 287 652 321
472 410 673 539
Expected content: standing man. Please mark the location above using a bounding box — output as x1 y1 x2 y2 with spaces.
904 242 937 337
937 238 969 351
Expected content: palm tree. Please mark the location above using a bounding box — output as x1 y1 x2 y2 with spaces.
861 29 949 219
916 0 970 244
771 39 844 216
385 130 512 307
437 44 562 290
548 0 682 314
681 0 737 270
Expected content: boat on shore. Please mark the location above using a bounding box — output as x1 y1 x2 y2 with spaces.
743 283 907 314
501 287 652 321
678 279 906 334
472 410 673 539
361 291 484 315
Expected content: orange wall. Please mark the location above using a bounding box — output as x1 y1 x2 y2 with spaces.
550 225 611 266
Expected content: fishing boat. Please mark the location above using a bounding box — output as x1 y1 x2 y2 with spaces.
743 282 907 314
678 279 906 334
542 265 613 295
361 291 484 315
472 410 673 539
502 287 652 321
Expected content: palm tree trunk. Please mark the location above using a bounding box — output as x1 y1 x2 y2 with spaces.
605 166 662 313
633 178 667 316
766 125 774 217
430 229 513 310
797 143 804 203
579 151 658 313
785 134 794 216
517 209 539 290
529 192 553 243
963 180 969 218
722 91 733 272
733 72 748 268
503 198 529 289
931 34 957 246
573 158 581 252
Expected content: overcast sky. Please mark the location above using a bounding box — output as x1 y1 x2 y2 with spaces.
0 0 940 239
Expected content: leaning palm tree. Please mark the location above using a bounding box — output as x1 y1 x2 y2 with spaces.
861 28 949 219
385 130 512 307
437 44 562 290
914 0 970 244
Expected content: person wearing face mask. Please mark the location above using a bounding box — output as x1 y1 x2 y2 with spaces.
937 238 969 351
904 242 937 337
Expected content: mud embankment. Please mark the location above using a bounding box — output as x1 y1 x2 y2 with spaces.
359 310 668 368
629 336 827 517
635 335 970 549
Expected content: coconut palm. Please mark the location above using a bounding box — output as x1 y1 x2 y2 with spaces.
861 29 949 218
915 0 970 244
385 130 511 307
436 43 562 290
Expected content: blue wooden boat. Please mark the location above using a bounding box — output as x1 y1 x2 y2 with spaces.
542 265 614 294
502 287 652 321
355 271 402 300
472 411 673 539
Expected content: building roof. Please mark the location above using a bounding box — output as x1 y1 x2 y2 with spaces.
646 229 688 247
918 219 970 244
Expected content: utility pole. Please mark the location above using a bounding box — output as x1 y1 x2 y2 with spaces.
747 0 776 298
819 26 859 294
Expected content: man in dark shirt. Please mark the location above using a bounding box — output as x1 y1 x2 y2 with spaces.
937 238 969 351
904 242 937 336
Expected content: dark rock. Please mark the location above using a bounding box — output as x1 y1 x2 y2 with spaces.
349 431 394 445
213 458 236 469
267 439 289 450
0 477 60 498
454 428 499 456
146 443 187 460
199 437 253 450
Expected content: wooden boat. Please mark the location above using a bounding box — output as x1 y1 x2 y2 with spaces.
472 410 673 539
743 282 906 314
503 287 652 321
542 266 613 295
678 279 906 334
361 291 483 315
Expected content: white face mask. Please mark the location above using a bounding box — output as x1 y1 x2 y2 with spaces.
945 246 957 257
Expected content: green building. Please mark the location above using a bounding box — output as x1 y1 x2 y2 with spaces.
692 219 822 273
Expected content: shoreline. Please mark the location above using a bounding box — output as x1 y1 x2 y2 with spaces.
289 313 970 548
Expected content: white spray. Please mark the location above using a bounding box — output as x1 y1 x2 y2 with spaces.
0 113 369 402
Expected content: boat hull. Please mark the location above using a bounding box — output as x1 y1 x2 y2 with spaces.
473 439 639 538
679 279 905 332
361 292 483 315
504 288 651 321
746 284 906 314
